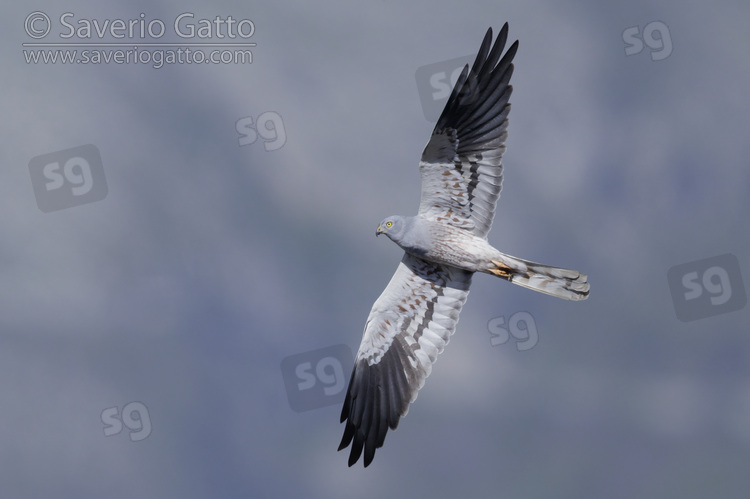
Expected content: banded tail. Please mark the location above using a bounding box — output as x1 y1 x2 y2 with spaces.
487 253 589 301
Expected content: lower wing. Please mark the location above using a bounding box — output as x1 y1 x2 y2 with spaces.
338 253 472 467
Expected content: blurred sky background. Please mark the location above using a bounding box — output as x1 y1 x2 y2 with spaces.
2 0 750 497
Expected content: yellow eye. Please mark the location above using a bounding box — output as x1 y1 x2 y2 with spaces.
386 221 393 227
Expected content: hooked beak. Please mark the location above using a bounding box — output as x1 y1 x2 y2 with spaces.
376 226 383 237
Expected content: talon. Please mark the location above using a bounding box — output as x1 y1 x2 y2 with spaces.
489 260 513 279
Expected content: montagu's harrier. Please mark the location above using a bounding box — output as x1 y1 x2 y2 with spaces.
338 23 589 467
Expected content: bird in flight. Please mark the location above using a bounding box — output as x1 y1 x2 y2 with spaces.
338 23 589 467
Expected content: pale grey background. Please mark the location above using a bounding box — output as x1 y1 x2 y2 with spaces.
2 1 749 497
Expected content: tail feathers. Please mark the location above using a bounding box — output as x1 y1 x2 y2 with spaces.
487 254 589 301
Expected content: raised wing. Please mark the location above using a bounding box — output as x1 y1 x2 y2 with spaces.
419 24 519 238
338 253 472 467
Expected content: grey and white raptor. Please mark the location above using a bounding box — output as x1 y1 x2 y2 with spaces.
338 23 590 467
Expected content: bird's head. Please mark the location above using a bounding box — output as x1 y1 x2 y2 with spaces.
376 216 406 241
